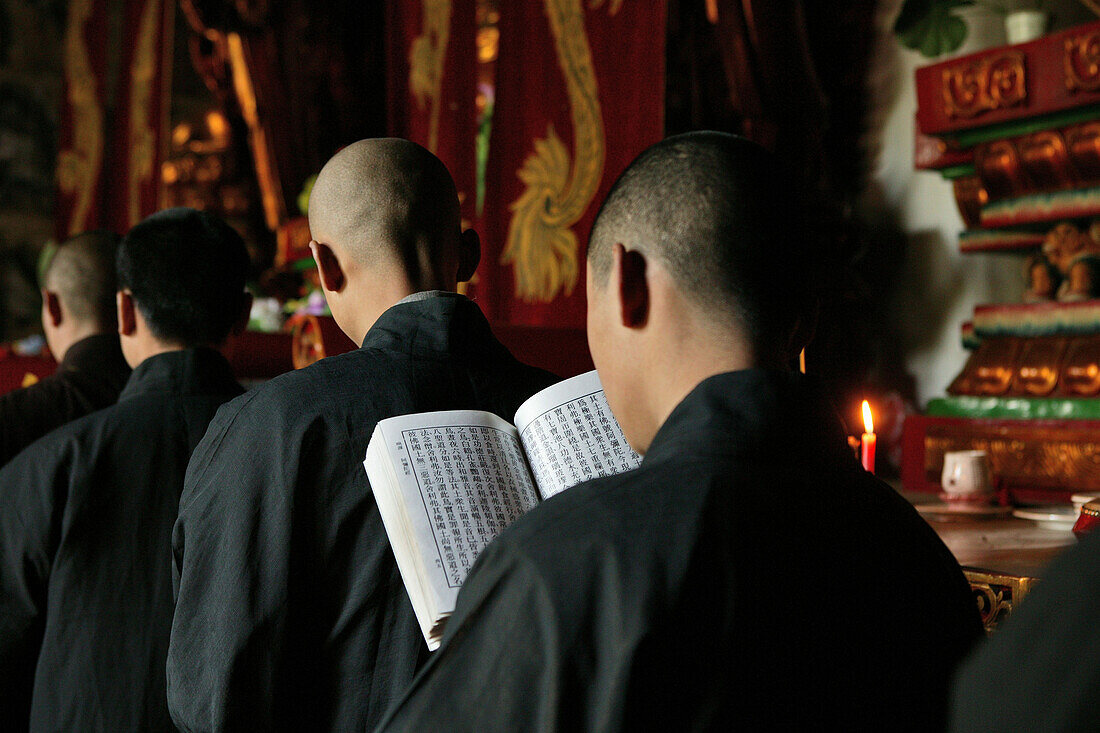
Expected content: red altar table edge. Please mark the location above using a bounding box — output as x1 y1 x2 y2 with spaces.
901 413 1100 503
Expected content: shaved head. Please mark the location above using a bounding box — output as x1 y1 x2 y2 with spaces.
43 230 121 330
588 131 812 355
308 138 462 279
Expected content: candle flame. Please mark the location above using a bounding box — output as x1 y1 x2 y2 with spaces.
862 400 874 434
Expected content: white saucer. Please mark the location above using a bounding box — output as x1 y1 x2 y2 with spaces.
1012 507 1078 531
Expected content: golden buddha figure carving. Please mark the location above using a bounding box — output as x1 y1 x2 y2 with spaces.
1023 254 1060 303
1042 222 1087 276
1060 254 1100 302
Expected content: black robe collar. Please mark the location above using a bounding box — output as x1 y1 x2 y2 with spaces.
57 333 127 374
644 368 854 468
362 291 508 361
118 347 238 402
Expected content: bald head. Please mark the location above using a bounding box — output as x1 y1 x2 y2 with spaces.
43 230 121 330
588 131 812 356
308 138 462 279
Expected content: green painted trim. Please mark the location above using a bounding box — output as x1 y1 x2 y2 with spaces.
926 395 1100 420
944 105 1100 149
940 164 977 180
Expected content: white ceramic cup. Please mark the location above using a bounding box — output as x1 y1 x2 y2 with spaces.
942 450 994 497
1005 10 1048 45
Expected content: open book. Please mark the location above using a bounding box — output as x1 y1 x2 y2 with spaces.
363 370 641 649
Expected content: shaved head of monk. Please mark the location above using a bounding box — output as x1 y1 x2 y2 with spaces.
307 138 480 344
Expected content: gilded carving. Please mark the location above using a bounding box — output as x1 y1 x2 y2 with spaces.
964 569 1035 634
925 429 1100 491
1012 337 1068 396
128 0 164 227
951 174 986 229
948 338 1021 396
57 0 105 237
226 32 285 229
1065 122 1100 180
975 139 1029 200
1060 334 1100 395
1018 130 1077 192
502 0 612 302
409 0 452 153
942 52 1026 119
1064 31 1100 92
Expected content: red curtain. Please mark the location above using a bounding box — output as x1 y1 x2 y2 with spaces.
472 1 665 328
57 0 175 238
386 1 480 230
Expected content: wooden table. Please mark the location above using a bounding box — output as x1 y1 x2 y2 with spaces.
904 491 1078 632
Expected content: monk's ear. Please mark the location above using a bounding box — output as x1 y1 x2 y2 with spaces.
456 229 480 283
42 290 63 328
117 290 137 337
310 240 346 294
613 243 648 329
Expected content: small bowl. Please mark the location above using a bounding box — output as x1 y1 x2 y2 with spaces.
1073 493 1100 513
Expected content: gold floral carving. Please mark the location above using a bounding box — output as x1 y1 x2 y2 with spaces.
1064 31 1100 92
57 0 104 237
409 0 452 153
942 52 1026 120
502 0 612 302
128 0 164 227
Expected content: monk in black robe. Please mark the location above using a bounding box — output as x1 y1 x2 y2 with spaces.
377 133 982 731
0 231 130 465
166 139 555 732
949 525 1100 731
0 208 251 730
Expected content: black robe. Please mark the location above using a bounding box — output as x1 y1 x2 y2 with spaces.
0 348 242 731
949 524 1100 731
167 292 556 732
377 369 983 732
0 333 131 466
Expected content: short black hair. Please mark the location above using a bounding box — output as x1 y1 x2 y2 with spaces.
117 207 249 347
43 230 122 329
588 131 815 354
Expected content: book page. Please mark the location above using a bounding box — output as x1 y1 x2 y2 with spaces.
367 411 540 644
513 370 642 499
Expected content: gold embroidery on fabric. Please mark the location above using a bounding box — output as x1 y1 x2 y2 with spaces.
128 0 162 226
409 0 452 153
58 0 105 236
227 32 286 229
502 0 611 302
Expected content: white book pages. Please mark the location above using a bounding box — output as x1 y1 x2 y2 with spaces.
513 370 642 499
365 410 540 649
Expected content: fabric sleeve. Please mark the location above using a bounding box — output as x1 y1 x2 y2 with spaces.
0 444 65 728
166 397 303 733
375 539 562 733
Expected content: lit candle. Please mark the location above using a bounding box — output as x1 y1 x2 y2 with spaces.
861 400 876 474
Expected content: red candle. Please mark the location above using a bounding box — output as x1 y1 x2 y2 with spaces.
861 400 876 474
